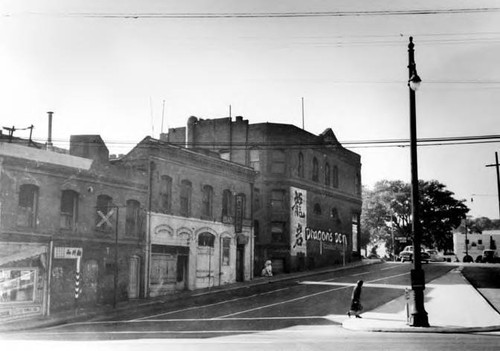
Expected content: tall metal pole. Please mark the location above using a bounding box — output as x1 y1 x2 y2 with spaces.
113 206 119 309
485 151 500 220
408 37 429 327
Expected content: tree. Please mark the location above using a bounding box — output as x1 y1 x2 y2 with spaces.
362 179 469 254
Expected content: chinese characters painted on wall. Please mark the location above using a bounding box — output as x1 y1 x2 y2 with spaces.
290 187 307 256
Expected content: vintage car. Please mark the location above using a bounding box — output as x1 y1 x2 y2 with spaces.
426 249 446 262
399 246 430 263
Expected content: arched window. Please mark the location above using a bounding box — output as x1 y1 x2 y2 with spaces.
180 180 192 217
312 157 319 182
333 165 339 188
60 189 79 230
198 232 215 247
325 162 331 186
313 203 322 215
222 189 233 217
222 238 231 265
126 199 141 236
202 185 214 218
18 184 39 228
298 152 304 178
159 175 172 213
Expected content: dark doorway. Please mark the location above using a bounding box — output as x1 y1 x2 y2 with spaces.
236 245 245 282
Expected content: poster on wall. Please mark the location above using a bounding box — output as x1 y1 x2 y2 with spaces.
290 187 307 256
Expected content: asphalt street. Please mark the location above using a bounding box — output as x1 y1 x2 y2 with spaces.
2 262 457 340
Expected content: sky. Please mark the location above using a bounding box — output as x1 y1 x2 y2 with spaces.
1 0 500 219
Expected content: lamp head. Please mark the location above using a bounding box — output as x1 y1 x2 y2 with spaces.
409 73 422 91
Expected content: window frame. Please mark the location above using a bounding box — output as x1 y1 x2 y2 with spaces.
60 189 79 231
17 184 39 228
312 157 319 182
202 185 214 218
159 175 172 214
125 199 141 236
180 180 192 217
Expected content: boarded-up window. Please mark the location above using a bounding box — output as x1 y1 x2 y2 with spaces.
96 194 113 232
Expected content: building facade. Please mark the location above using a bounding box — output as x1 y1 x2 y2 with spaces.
0 135 148 321
453 231 500 262
120 137 256 296
161 116 362 275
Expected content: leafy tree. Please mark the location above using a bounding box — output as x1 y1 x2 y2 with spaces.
362 179 469 254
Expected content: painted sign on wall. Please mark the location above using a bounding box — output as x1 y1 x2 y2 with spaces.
290 187 307 256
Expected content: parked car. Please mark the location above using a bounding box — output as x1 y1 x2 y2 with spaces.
482 249 499 263
399 246 430 263
426 249 446 262
442 251 459 262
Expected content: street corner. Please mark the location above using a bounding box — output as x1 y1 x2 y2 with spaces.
341 312 410 332
341 312 500 334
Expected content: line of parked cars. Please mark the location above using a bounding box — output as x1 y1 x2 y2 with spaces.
398 246 459 263
398 245 500 263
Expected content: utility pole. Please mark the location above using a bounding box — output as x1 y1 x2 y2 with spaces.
485 151 500 219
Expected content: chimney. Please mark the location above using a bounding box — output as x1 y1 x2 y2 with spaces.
47 111 54 149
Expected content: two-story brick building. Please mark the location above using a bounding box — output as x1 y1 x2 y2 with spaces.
161 116 362 275
120 137 256 296
0 135 148 321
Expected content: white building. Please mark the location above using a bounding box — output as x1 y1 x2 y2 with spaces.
453 230 500 262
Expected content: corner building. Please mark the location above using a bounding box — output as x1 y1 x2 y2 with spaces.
121 137 256 296
162 116 362 275
0 135 148 321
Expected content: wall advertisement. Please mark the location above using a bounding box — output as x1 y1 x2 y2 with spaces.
290 187 307 256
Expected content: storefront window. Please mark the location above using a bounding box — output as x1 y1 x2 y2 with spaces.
0 268 37 303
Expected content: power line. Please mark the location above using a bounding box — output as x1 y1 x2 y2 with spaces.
28 133 500 150
8 7 500 19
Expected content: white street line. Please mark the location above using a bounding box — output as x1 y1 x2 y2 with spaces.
132 287 291 321
381 265 400 271
351 271 370 276
299 281 408 289
215 285 350 319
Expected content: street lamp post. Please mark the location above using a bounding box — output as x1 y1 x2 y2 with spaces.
408 36 429 327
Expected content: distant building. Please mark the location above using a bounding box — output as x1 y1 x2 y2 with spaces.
120 137 256 296
161 116 362 274
453 231 500 262
0 135 148 321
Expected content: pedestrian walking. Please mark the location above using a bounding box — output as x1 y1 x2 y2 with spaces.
347 280 363 318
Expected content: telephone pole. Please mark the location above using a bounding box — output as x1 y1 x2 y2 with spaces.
485 151 500 219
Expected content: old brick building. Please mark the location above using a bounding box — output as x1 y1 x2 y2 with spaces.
0 135 148 320
161 116 362 274
120 136 256 296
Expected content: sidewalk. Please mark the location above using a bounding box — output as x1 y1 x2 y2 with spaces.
342 267 500 333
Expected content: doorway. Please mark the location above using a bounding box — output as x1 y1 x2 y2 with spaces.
236 245 245 282
128 256 140 299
